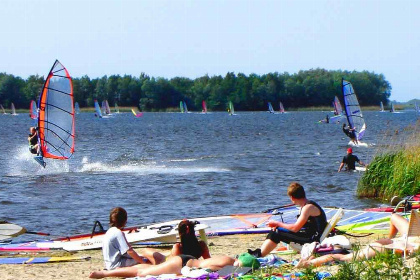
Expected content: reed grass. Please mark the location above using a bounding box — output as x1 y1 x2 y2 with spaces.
357 122 420 200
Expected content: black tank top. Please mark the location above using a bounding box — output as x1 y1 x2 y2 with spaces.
299 200 327 241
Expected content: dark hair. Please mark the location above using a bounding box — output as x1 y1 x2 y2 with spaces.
287 182 306 199
178 219 201 258
109 207 127 228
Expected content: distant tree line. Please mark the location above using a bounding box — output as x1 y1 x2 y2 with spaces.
0 68 391 111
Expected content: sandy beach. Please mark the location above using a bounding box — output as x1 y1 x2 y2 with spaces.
0 233 385 280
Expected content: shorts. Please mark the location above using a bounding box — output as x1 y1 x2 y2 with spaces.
29 146 37 154
266 228 315 245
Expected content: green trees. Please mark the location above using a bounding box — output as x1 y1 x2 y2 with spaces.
0 68 392 111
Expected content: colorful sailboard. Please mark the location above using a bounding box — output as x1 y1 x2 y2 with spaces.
36 60 75 168
342 79 366 142
75 102 80 114
202 100 207 114
380 101 385 112
10 103 17 115
0 256 90 265
228 101 236 115
94 100 102 118
131 108 143 118
279 102 285 113
29 100 37 120
330 96 345 123
0 104 6 114
268 102 275 114
115 103 120 113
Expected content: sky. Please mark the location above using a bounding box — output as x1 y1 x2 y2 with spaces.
0 0 419 102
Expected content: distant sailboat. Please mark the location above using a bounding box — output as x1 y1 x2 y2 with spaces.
279 102 285 113
380 101 385 112
94 100 103 118
180 101 185 113
105 100 112 115
202 100 207 114
115 103 120 113
0 104 6 114
30 100 38 119
183 101 188 113
228 101 236 115
342 79 366 143
390 102 396 113
268 102 275 113
10 103 17 115
131 108 143 117
330 96 345 123
75 102 80 114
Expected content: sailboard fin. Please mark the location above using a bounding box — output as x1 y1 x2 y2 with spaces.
34 156 46 168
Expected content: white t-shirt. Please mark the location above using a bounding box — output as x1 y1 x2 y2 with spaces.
102 227 137 270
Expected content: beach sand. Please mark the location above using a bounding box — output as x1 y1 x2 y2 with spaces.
0 233 384 280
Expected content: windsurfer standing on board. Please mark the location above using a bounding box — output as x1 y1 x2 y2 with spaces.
338 148 366 172
342 123 358 144
28 127 40 155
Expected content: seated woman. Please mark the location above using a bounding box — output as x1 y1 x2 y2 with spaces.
171 219 210 259
296 213 417 268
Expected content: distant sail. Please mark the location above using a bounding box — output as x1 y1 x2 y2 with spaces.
183 101 188 113
101 100 107 115
180 101 184 113
268 102 274 113
390 102 395 113
30 100 38 119
105 100 112 115
94 100 103 118
228 101 235 115
37 60 75 160
380 101 384 112
0 104 5 114
342 79 366 141
11 103 17 115
202 100 207 113
115 103 120 113
279 102 285 113
75 102 80 114
333 96 343 115
131 108 143 117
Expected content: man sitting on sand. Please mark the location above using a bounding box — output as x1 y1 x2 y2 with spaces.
296 212 419 268
248 182 327 257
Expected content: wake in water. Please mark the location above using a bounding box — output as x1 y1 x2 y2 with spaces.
78 156 229 175
8 146 70 176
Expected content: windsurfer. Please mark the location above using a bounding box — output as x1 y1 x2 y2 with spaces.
248 182 327 257
28 127 40 155
342 124 358 144
325 115 329 123
338 148 365 172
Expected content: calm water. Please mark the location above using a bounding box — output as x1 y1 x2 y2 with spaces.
0 110 417 238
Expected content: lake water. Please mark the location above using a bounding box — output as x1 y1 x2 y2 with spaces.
0 110 417 238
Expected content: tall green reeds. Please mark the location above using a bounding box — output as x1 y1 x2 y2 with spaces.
357 122 420 200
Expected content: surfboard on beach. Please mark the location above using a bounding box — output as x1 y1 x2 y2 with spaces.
0 256 90 265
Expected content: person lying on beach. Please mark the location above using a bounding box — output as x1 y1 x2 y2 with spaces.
172 219 210 259
89 253 260 279
296 212 418 268
248 182 327 257
102 207 165 270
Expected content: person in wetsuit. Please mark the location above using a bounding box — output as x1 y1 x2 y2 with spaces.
28 127 40 155
248 182 327 258
342 124 358 144
338 148 366 172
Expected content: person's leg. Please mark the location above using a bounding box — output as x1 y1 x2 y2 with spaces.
142 248 166 265
389 214 409 238
136 256 183 277
89 266 140 279
189 255 235 271
261 230 312 257
296 253 349 268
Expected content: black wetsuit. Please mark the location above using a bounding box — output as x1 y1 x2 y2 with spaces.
266 200 327 245
342 154 360 170
28 132 38 154
343 126 356 140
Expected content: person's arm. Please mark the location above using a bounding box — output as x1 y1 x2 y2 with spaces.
356 156 365 166
338 162 345 172
267 204 316 233
126 246 147 264
171 243 182 256
199 241 211 259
